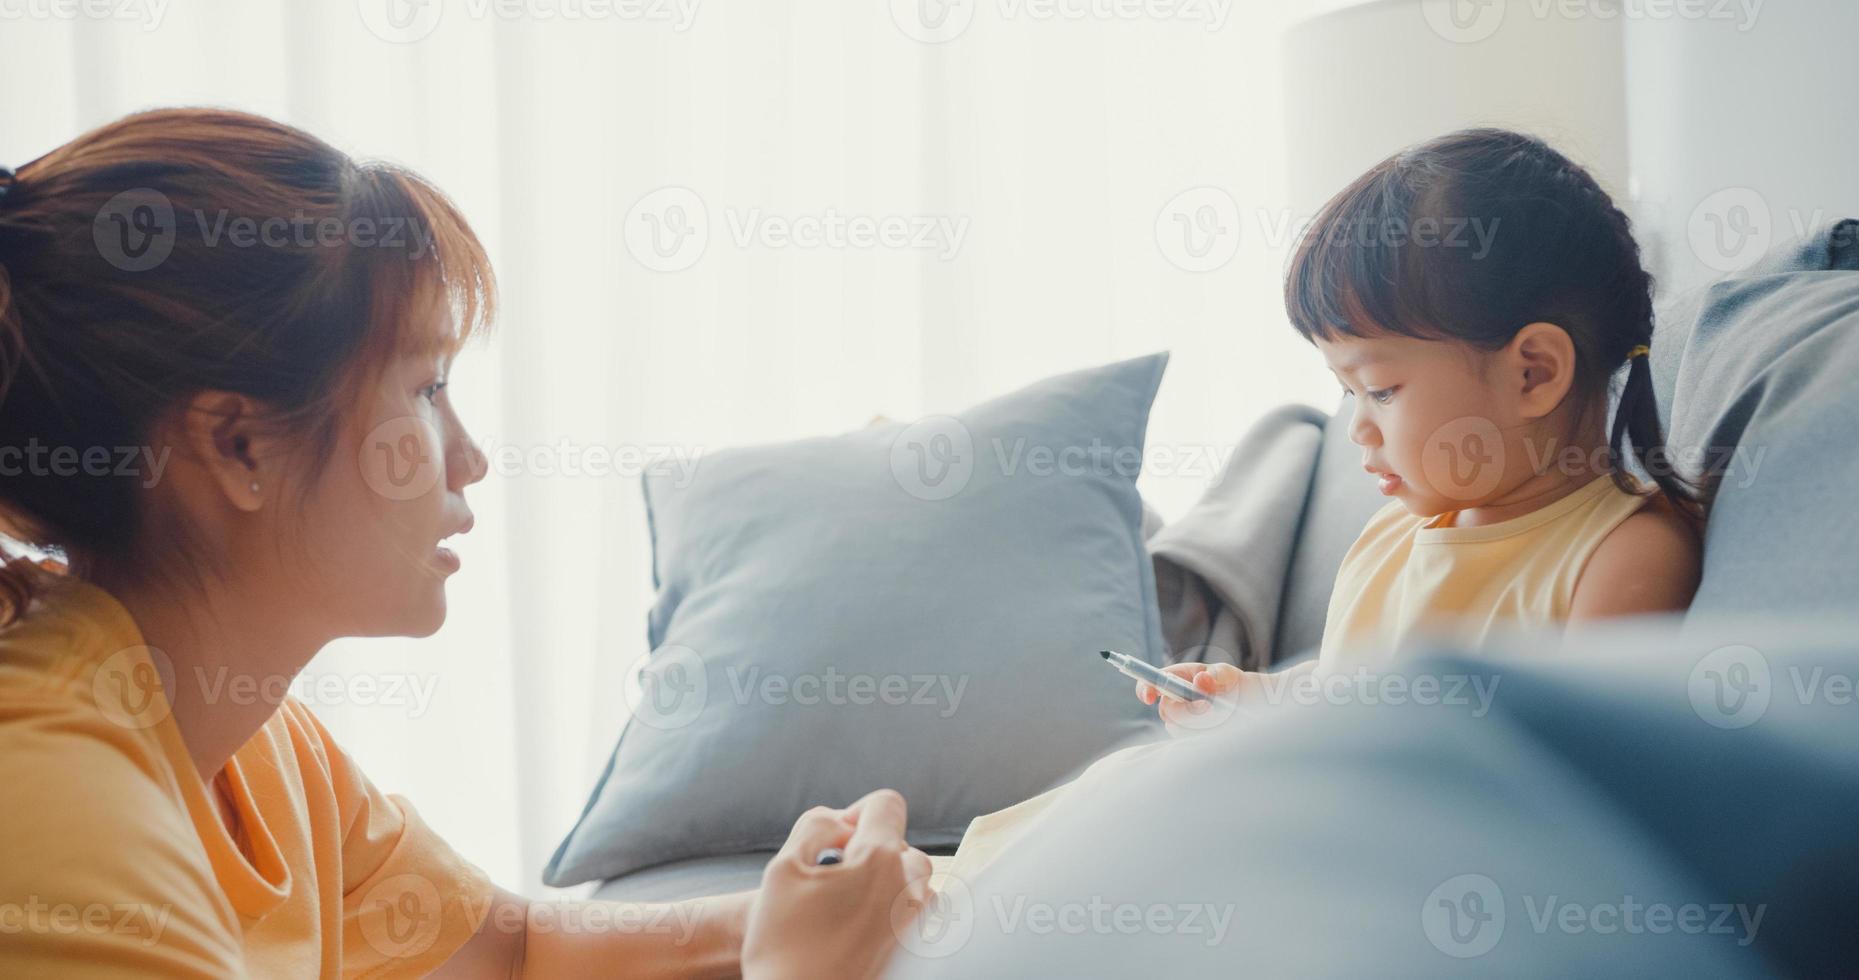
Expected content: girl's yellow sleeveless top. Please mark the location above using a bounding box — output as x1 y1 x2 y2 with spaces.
1317 473 1656 668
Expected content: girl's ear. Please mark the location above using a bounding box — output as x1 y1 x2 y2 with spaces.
175 391 274 513
1507 322 1577 420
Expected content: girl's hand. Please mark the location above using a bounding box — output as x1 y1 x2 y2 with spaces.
1135 662 1254 734
742 789 932 980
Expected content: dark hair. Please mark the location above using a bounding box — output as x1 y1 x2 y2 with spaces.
1283 127 1706 525
0 107 496 625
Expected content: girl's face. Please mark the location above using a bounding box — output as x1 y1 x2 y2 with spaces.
1315 333 1524 517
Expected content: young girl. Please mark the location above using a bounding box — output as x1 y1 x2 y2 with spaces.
931 129 1717 884
1140 128 1708 719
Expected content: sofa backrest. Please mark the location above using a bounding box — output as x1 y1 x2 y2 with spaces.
1649 220 1859 621
1273 393 1384 664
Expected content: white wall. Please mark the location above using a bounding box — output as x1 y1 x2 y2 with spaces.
1623 0 1859 297
1278 0 1856 303
1281 0 1630 214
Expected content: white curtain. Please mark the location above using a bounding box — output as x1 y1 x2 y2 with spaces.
1 0 1335 891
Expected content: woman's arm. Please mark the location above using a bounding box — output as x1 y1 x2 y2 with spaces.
431 888 752 980
432 788 926 980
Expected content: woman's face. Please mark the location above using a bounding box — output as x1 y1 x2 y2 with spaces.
294 343 486 638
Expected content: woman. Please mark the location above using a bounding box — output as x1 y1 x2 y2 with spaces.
0 108 926 978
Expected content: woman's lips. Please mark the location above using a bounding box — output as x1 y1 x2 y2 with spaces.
1377 473 1403 495
433 546 461 573
434 515 471 574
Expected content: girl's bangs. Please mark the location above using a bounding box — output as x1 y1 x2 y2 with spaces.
1283 165 1452 345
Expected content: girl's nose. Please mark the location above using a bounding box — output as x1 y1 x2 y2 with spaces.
1348 404 1380 448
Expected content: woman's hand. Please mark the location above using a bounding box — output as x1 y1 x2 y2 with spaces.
742 789 931 980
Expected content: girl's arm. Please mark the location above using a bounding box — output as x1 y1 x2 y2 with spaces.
1568 508 1703 621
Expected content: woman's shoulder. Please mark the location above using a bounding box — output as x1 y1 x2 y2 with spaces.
0 687 246 974
0 580 250 973
0 576 190 801
1 576 162 719
2 572 139 657
0 588 213 927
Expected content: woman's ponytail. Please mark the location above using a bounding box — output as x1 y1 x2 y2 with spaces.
0 161 69 620
0 163 22 404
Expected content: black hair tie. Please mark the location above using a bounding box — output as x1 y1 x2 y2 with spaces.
0 165 15 206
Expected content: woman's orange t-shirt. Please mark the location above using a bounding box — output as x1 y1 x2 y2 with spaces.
0 576 495 978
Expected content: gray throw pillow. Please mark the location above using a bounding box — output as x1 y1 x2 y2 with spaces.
544 353 1170 885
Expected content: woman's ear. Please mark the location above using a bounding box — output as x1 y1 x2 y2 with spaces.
177 391 274 512
1506 322 1577 420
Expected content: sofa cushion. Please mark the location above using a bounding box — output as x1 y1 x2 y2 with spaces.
1150 403 1328 671
543 354 1170 886
887 613 1858 977
589 852 775 904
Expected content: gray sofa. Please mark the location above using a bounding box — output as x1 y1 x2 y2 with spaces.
592 221 1859 907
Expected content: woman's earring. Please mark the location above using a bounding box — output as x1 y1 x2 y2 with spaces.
250 481 260 494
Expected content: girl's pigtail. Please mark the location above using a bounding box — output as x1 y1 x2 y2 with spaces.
1609 349 1709 528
